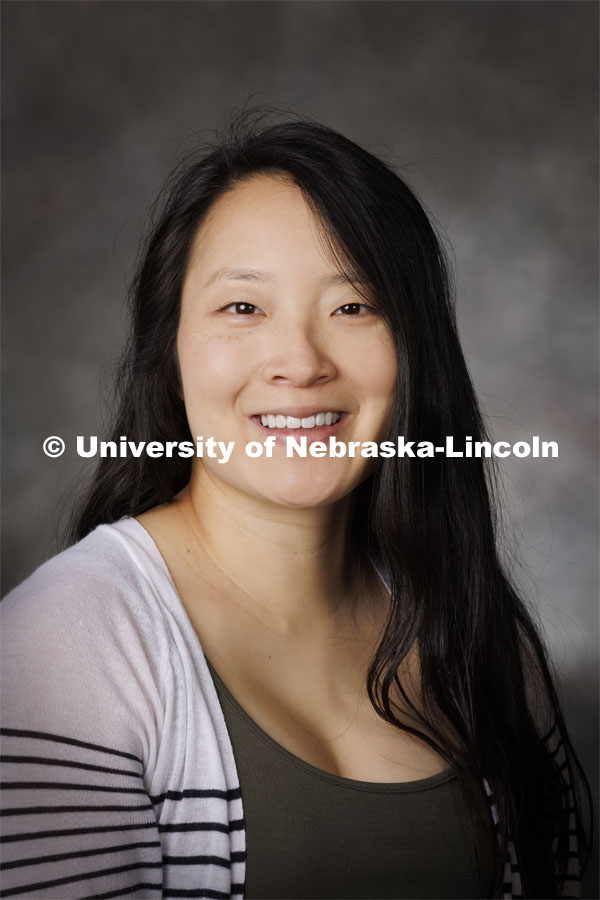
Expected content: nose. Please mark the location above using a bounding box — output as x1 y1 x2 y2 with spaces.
259 319 337 387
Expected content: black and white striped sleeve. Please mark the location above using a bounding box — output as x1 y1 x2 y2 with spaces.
521 636 583 899
0 562 168 898
0 728 163 899
542 721 581 900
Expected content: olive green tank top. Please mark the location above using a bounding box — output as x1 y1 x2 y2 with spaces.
206 660 497 899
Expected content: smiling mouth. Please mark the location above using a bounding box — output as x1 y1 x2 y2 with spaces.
257 411 344 429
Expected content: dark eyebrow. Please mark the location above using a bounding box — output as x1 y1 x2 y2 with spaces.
321 273 366 288
203 266 366 290
203 267 275 289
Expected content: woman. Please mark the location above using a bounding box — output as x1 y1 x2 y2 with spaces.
1 113 591 899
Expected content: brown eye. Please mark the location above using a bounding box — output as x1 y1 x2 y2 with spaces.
334 303 372 316
218 301 263 315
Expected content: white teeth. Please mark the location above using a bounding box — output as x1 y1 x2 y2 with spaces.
259 412 342 429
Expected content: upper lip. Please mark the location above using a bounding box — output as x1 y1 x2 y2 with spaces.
251 407 346 418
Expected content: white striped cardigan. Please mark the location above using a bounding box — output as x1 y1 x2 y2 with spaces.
0 518 580 898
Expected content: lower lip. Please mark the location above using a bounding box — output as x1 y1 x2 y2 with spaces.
251 414 348 445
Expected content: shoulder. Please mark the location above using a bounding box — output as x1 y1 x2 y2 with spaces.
3 517 171 637
1 519 175 756
516 617 558 740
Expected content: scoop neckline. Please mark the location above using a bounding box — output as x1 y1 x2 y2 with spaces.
122 516 455 794
205 656 455 794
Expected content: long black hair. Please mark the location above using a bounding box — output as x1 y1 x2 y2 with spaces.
70 108 591 897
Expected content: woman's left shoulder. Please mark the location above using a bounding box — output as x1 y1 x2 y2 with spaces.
514 619 559 740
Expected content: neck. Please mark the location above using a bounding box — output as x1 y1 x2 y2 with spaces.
170 466 372 636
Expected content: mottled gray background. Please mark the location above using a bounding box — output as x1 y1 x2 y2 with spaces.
2 1 598 892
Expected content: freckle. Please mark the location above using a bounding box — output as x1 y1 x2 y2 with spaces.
186 548 191 553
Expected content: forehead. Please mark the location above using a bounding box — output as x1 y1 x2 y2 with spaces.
186 174 342 281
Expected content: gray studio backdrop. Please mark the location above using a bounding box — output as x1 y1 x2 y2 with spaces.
2 1 598 893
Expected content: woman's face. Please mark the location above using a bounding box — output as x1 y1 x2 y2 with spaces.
177 174 397 509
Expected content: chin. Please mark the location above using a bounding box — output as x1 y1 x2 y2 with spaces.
258 464 355 510
267 489 344 510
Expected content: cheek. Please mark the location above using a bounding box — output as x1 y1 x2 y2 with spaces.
375 332 398 393
177 333 250 420
350 331 398 401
